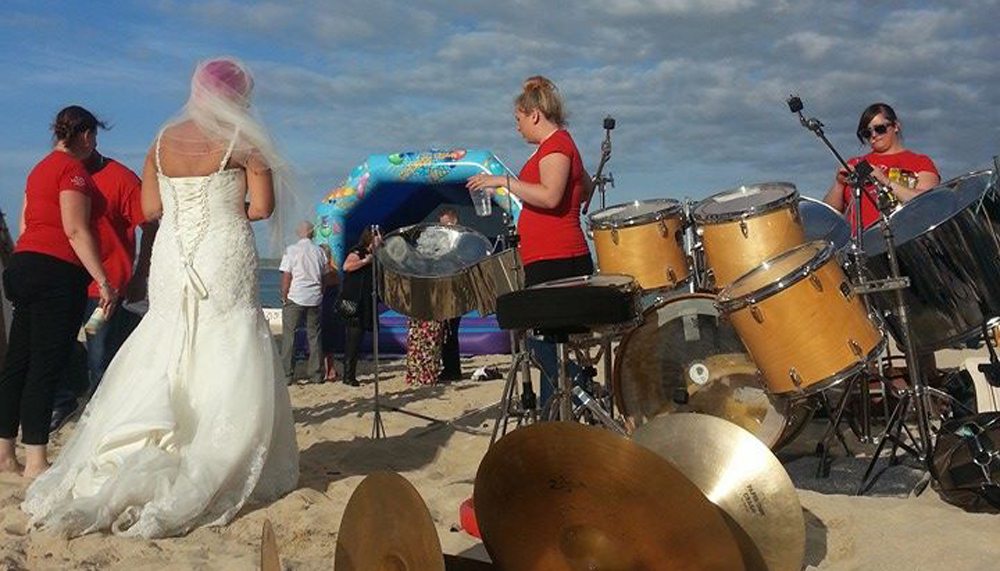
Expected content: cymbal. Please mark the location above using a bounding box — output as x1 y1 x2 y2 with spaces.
443 554 497 570
633 413 805 571
335 471 446 571
475 422 744 571
260 519 281 571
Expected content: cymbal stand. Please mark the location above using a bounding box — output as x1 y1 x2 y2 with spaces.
582 116 615 215
682 198 706 292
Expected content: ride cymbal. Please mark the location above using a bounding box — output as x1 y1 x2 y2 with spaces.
260 519 281 571
335 471 446 571
633 413 805 571
475 422 744 571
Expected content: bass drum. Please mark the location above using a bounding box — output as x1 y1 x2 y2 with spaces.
614 293 810 450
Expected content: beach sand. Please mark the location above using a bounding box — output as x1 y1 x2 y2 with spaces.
1 351 998 570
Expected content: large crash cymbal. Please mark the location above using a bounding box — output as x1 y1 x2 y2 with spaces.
335 471 446 571
633 413 805 571
475 422 744 571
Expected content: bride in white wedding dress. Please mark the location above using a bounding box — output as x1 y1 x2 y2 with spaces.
22 57 300 538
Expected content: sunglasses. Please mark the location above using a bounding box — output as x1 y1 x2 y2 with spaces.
859 122 894 141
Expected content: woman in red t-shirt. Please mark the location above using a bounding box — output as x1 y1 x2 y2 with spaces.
0 106 117 479
467 76 595 287
467 76 596 410
823 102 940 232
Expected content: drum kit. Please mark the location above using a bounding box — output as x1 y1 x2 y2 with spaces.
490 98 1000 498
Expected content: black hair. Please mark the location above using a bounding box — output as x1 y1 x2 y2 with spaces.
51 105 109 144
856 102 899 144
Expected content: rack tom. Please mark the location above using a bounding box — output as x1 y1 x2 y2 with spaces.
588 199 688 291
694 182 805 289
717 241 884 396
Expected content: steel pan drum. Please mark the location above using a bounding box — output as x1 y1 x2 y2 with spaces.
718 241 884 396
377 223 492 320
800 196 851 251
589 199 689 290
862 170 1000 352
615 293 811 449
470 248 524 316
694 182 805 289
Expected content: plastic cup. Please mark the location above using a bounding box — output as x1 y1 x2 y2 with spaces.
84 306 106 334
471 187 493 217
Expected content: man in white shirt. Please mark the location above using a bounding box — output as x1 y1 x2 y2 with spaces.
280 221 329 385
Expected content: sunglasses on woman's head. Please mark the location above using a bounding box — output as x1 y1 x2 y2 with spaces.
860 122 894 140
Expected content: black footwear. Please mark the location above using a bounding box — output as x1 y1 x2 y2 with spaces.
344 378 360 387
50 404 78 432
438 372 463 383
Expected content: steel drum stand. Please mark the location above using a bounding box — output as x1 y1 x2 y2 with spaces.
370 226 386 439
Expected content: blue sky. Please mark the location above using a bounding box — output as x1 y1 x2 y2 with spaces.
2 0 998 255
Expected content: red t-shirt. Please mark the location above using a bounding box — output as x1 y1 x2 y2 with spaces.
842 150 939 231
88 157 145 296
16 151 98 266
516 130 590 264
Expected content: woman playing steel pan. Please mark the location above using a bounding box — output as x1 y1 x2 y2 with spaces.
823 102 940 233
466 75 595 409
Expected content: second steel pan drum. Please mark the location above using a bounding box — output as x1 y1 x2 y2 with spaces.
614 293 811 450
863 170 1000 352
470 247 524 316
800 196 851 251
377 223 492 320
694 182 806 289
718 241 884 396
588 199 689 290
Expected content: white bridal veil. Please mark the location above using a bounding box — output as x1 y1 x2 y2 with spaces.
157 55 305 256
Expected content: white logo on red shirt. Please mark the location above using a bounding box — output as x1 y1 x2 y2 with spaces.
71 176 86 187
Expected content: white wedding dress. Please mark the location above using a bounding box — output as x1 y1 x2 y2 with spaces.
22 135 299 538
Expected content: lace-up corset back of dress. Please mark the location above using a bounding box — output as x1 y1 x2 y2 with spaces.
149 130 260 318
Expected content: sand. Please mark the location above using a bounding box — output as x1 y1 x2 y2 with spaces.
1 351 998 570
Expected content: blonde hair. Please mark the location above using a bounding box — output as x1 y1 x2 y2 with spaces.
515 76 566 127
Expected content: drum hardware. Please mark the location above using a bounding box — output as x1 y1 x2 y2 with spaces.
582 115 615 215
571 386 627 435
682 198 706 292
475 423 746 570
633 414 806 571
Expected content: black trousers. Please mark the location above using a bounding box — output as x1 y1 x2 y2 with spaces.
343 321 366 382
523 254 595 288
441 317 461 378
0 252 89 445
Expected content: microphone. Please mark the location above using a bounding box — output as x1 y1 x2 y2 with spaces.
603 116 616 131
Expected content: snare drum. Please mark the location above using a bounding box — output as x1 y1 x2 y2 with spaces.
717 241 884 396
614 293 810 449
588 199 689 290
694 182 805 289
